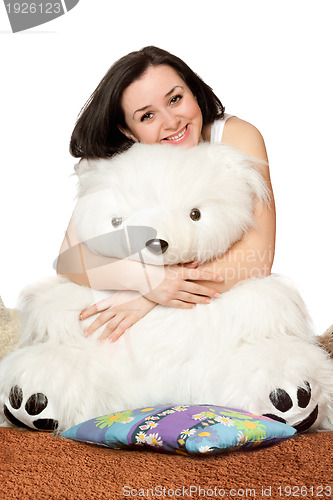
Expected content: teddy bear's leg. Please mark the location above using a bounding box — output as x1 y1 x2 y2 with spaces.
218 338 333 432
0 341 119 432
210 275 332 431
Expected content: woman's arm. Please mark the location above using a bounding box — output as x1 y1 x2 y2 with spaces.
57 217 158 291
58 215 223 342
57 215 223 299
195 117 276 291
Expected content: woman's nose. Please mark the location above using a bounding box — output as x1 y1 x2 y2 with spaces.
162 110 180 130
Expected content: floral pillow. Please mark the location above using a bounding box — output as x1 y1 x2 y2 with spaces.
62 405 296 455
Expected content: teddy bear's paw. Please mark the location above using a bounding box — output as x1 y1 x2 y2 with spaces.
263 381 318 433
3 385 58 431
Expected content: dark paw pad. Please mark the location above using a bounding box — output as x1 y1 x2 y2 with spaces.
264 381 318 433
33 419 59 431
4 385 58 432
9 385 23 410
263 413 287 424
297 381 311 408
25 393 48 415
294 405 318 433
269 388 293 413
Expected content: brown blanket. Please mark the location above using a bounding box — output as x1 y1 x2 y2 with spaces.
1 428 332 499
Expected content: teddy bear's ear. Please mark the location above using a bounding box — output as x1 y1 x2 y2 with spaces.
73 158 103 197
74 158 95 176
74 158 105 193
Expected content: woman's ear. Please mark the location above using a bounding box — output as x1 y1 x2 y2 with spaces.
118 125 138 142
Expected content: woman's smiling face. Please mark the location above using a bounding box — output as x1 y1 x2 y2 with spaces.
120 65 203 148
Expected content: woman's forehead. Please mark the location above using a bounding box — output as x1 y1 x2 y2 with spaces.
121 65 186 113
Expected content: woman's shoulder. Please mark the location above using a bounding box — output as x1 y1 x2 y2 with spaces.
222 117 268 162
203 116 268 162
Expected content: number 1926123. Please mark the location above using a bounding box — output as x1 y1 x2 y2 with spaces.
5 3 62 14
278 485 332 497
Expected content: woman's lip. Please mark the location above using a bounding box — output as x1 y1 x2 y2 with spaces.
161 125 189 143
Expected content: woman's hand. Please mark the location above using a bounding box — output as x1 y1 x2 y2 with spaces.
143 262 223 307
80 291 156 342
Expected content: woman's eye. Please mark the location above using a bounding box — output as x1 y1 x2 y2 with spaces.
169 94 183 105
140 112 154 122
190 208 201 221
111 217 123 228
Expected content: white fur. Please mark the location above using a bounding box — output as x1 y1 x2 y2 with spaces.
0 143 332 433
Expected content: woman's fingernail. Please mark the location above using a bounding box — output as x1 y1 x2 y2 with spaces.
217 276 224 281
79 313 84 320
214 293 220 298
206 298 211 304
84 330 88 337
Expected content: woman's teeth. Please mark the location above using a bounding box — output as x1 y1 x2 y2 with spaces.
165 126 187 141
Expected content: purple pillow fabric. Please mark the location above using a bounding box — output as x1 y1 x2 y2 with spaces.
62 404 296 455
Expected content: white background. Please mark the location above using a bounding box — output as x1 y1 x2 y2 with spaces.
0 0 332 334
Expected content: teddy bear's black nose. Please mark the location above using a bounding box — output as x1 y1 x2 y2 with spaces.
146 239 169 254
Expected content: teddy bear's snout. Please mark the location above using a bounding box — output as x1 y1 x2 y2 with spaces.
146 238 169 254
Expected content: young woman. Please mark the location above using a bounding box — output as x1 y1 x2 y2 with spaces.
57 46 276 341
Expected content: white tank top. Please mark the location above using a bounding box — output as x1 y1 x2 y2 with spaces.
210 114 233 144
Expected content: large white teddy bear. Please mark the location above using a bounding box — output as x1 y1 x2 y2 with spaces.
0 143 332 433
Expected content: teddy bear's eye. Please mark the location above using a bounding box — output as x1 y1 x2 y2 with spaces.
190 208 201 221
111 217 123 228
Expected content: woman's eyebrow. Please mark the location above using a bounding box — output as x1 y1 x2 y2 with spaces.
165 85 184 97
132 85 184 119
133 104 151 119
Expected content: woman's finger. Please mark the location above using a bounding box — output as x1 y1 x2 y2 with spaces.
181 268 224 282
168 300 196 309
80 296 115 320
98 315 125 341
84 309 116 336
107 316 136 343
182 281 221 299
175 291 213 304
80 303 99 320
